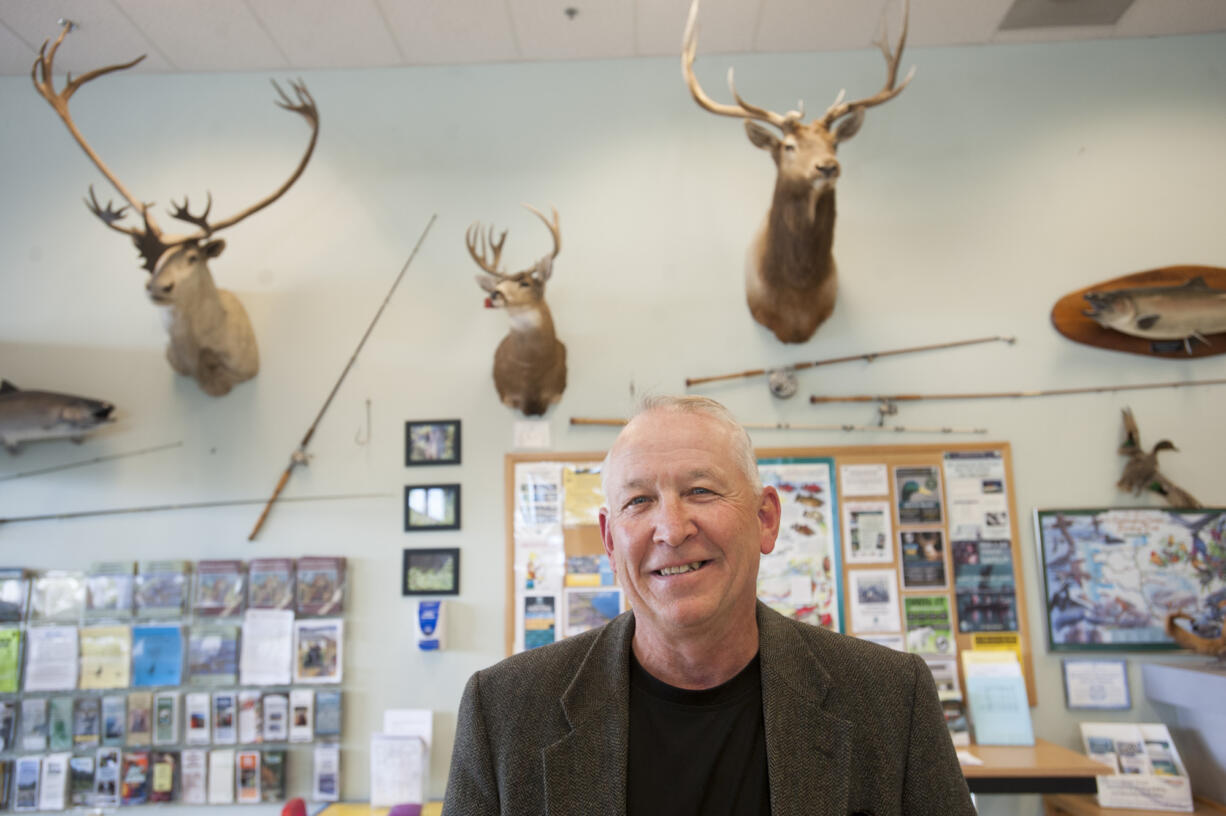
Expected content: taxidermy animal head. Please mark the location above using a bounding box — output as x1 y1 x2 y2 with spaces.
0 380 115 454
682 0 913 344
31 23 319 397
465 205 568 417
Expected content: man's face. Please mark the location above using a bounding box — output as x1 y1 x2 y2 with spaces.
599 409 780 642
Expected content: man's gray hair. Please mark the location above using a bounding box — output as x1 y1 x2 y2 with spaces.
601 395 762 496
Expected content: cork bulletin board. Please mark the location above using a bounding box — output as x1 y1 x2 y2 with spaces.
504 441 1036 705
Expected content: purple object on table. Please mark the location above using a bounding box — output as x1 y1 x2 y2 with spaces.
388 806 422 816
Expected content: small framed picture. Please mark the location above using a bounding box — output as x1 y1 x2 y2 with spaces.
402 548 461 596
404 484 461 531
405 420 461 466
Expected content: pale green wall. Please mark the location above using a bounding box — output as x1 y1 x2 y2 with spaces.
1 29 1224 813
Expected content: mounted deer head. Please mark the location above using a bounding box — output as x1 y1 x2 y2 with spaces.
682 0 913 343
32 23 320 396
465 204 568 416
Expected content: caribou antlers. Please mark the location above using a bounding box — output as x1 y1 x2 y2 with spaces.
682 0 914 343
32 22 320 396
466 205 568 416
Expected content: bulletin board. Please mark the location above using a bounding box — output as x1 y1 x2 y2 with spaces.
504 441 1036 705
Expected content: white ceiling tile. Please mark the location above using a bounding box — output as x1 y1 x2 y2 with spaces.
636 0 758 58
1115 0 1226 38
248 0 401 69
904 0 1012 48
508 0 635 61
755 0 885 53
376 0 519 65
115 0 285 73
1 0 172 74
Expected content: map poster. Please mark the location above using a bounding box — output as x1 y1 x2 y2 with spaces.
756 459 842 631
1036 508 1226 650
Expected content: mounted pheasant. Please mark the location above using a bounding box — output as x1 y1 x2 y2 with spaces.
465 205 567 417
32 23 319 397
682 0 913 343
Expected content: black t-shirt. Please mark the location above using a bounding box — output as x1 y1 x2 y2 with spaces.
628 651 771 816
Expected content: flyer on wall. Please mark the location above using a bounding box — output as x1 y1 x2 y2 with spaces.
898 529 949 589
848 569 902 634
903 595 955 655
952 539 1018 632
842 500 893 565
943 451 1010 540
839 463 890 497
520 594 558 652
514 462 564 535
893 466 944 525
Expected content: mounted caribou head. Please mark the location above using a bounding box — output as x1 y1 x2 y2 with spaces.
465 205 568 417
683 0 913 343
32 23 320 396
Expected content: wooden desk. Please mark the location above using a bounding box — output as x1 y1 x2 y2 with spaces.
1043 793 1226 816
962 738 1115 795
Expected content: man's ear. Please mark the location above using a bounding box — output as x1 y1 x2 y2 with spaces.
757 486 782 556
599 508 615 561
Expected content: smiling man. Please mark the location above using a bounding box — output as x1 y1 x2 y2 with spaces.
443 396 974 816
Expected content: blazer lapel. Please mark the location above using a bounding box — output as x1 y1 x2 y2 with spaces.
543 611 633 816
758 603 852 816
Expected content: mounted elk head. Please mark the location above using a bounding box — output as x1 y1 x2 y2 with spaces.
32 23 320 396
682 0 914 344
466 205 568 416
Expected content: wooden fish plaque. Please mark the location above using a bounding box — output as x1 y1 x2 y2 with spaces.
1051 265 1226 359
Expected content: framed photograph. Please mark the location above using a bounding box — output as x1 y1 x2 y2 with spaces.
402 548 461 596
404 484 461 531
405 420 461 466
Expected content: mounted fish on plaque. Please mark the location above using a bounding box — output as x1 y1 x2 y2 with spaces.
1051 265 1226 358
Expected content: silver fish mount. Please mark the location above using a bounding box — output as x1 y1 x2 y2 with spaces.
1052 265 1226 358
0 380 115 453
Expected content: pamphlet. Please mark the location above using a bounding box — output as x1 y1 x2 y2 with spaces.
315 689 342 737
290 688 315 742
79 624 133 688
14 755 40 811
236 749 261 803
0 569 29 623
29 571 85 621
294 617 344 684
68 755 95 807
263 693 289 742
238 690 262 744
239 609 293 686
134 560 189 618
963 650 1033 746
185 692 211 746
248 558 295 610
131 625 184 687
23 625 79 691
126 691 153 745
101 694 126 745
193 560 246 618
180 748 207 804
153 690 180 746
19 697 47 751
261 749 286 802
208 748 236 804
48 696 73 751
187 624 239 685
120 750 149 805
150 751 176 802
0 700 15 751
0 628 21 692
213 690 238 744
313 741 340 802
38 752 70 811
85 561 136 619
93 747 121 807
296 556 346 616
73 695 101 748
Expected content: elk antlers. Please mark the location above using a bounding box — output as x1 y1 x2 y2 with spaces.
682 0 915 134
32 22 320 271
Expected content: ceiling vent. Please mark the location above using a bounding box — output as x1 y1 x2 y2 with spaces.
999 0 1135 29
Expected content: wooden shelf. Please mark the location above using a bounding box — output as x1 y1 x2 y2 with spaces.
963 738 1114 794
1044 793 1226 816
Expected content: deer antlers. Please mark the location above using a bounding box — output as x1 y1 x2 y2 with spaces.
32 22 321 271
682 0 915 133
466 204 560 279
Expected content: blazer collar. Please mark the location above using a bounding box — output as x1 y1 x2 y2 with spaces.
758 602 853 816
543 610 634 816
543 606 853 816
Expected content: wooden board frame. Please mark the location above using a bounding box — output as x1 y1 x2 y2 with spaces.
505 441 1036 705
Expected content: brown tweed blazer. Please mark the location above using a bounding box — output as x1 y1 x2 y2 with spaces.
442 602 974 816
